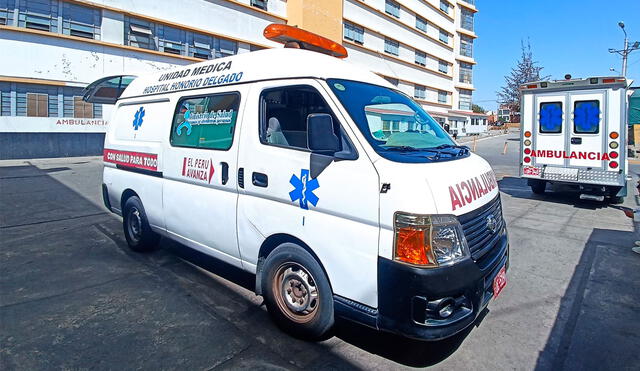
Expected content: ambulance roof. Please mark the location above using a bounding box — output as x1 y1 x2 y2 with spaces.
520 76 628 93
120 48 394 99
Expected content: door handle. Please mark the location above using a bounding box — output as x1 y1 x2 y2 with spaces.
571 137 582 145
252 172 268 188
221 162 229 185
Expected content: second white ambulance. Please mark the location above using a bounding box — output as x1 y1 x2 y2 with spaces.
86 25 509 341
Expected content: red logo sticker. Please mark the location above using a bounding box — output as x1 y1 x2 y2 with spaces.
181 157 215 184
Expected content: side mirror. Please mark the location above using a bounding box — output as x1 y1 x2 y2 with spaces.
307 114 339 153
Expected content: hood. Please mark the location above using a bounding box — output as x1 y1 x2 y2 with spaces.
375 153 499 230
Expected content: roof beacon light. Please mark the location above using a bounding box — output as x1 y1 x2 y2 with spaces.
263 24 348 59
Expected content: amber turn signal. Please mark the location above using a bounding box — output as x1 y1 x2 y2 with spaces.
524 131 532 138
609 132 619 140
395 227 437 266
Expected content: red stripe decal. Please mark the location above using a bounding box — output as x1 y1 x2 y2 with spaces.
103 149 158 171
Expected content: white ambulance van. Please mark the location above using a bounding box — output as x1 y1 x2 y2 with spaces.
519 76 629 202
85 25 509 341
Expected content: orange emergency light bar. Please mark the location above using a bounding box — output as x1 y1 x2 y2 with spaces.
264 24 348 59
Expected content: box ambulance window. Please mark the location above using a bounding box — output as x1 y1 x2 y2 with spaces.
539 102 563 134
170 93 240 150
573 100 600 134
260 86 343 151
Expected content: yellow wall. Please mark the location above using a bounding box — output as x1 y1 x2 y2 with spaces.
287 0 343 43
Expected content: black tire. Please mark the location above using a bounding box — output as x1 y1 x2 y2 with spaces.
122 196 160 252
261 243 334 340
530 180 546 195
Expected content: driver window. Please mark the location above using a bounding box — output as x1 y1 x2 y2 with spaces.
260 85 343 151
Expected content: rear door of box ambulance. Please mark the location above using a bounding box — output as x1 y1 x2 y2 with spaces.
567 90 606 169
533 93 566 167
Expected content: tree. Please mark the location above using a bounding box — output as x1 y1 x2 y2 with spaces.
472 104 486 113
497 40 549 118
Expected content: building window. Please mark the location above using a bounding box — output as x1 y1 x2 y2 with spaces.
126 18 156 50
460 36 473 57
190 33 213 59
63 87 102 118
383 76 399 86
439 29 449 44
438 90 447 104
461 8 474 31
171 93 241 150
250 0 268 11
384 38 399 56
158 25 186 55
459 62 473 84
459 89 472 110
17 0 58 32
415 50 426 66
416 16 427 32
0 82 10 116
61 2 101 39
440 1 450 14
27 93 49 117
414 85 426 100
1 0 15 26
344 22 364 44
385 0 400 18
438 60 448 74
216 38 237 58
73 96 94 118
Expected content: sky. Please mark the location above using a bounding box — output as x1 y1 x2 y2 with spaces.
473 0 640 112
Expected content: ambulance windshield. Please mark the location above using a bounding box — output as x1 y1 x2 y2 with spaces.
328 79 463 162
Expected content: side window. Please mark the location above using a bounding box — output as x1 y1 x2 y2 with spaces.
573 100 600 134
170 93 240 150
539 101 562 134
259 85 343 152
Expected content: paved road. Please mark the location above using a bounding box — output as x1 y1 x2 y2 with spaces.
1 137 638 370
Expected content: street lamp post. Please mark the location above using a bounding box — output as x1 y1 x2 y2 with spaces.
608 21 640 77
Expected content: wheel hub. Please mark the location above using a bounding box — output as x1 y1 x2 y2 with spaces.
273 263 319 322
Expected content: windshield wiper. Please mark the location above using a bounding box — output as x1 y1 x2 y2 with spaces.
432 144 470 156
381 145 422 152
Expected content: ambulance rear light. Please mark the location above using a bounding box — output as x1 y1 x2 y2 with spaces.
524 148 531 155
589 78 598 84
526 84 537 89
609 161 619 169
609 132 619 139
610 142 619 149
263 24 348 59
540 82 548 88
524 131 532 138
524 139 532 146
524 156 531 163
610 151 619 159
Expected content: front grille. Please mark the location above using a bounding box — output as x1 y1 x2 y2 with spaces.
458 195 505 268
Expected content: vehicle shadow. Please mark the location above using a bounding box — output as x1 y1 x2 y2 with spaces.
498 176 611 210
161 237 479 368
534 226 640 370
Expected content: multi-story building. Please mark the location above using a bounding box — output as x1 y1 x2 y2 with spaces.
0 0 484 159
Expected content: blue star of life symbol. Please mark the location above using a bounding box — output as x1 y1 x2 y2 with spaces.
289 169 319 210
132 106 145 130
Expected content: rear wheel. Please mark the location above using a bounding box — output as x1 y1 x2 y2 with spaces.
530 180 547 195
262 243 334 340
123 196 159 252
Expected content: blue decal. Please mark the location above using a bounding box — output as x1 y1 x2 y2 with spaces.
289 169 319 210
540 103 562 132
574 101 600 133
133 107 145 130
176 102 192 136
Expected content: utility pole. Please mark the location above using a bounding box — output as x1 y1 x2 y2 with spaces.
608 21 640 77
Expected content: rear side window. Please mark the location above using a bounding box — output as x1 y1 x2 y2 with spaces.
170 93 240 150
573 100 600 134
259 85 343 151
539 102 562 134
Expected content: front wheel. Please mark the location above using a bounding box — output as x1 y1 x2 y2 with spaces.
262 243 334 340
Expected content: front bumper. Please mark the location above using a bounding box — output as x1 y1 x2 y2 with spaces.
376 233 509 341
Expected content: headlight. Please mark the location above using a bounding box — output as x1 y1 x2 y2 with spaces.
393 213 469 267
